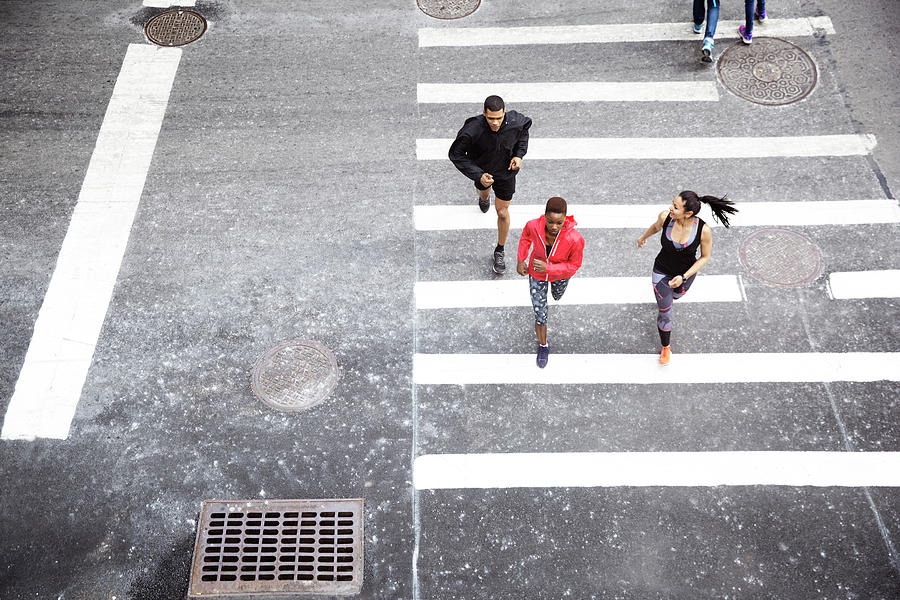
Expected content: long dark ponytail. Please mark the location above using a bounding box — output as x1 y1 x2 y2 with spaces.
680 190 737 228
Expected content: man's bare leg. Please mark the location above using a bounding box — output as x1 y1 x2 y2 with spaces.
490 198 512 274
495 198 511 246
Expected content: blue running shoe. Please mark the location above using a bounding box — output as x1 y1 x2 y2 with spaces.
739 25 752 44
536 344 549 368
692 23 703 34
701 39 713 63
755 7 767 21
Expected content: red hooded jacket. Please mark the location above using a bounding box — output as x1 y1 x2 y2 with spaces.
517 214 584 282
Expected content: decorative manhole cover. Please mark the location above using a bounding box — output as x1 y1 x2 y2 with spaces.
739 228 824 287
189 498 364 598
717 37 817 105
251 340 339 412
144 9 207 47
417 0 480 19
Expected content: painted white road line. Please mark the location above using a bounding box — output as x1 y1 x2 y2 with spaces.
413 352 900 385
143 0 196 6
413 451 900 489
828 270 900 300
415 275 742 309
417 81 719 103
414 200 900 231
417 135 876 160
1 44 182 441
419 17 835 47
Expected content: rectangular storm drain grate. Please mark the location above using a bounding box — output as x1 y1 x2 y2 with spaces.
189 498 364 598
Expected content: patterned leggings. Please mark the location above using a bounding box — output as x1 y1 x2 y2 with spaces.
652 269 696 334
529 276 570 326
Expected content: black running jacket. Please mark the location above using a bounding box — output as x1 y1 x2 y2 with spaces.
448 110 532 182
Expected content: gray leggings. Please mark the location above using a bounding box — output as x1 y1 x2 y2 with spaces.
530 276 570 326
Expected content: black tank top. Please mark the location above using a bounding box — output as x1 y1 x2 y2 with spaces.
653 216 705 276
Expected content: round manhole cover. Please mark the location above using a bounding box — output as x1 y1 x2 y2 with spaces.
417 0 480 19
250 340 339 412
717 37 817 105
739 228 824 288
144 9 207 47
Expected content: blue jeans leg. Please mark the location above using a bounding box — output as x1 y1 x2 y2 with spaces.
704 0 720 40
744 0 755 34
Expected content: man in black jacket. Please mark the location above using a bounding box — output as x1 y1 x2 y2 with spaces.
448 95 532 274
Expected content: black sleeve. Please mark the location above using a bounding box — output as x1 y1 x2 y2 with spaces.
513 116 532 158
448 130 483 182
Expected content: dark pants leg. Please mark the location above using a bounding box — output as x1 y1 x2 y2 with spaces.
744 0 755 34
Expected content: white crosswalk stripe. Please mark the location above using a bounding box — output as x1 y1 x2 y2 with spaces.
417 81 720 103
1 45 182 441
828 270 900 299
413 352 900 385
414 200 900 230
419 17 836 47
417 134 877 160
415 275 744 309
414 451 900 489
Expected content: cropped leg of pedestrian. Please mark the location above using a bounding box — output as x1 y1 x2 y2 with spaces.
693 0 720 63
740 0 767 43
755 0 766 21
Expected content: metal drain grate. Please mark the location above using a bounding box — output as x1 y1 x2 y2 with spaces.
189 499 364 598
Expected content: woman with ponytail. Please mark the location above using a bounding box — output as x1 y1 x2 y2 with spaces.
637 191 737 364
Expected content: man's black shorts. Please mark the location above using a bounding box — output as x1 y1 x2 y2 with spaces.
474 173 517 201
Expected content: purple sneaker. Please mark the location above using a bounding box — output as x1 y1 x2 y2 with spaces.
739 25 752 44
536 344 549 368
755 7 767 21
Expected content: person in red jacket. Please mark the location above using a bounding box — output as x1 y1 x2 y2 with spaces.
516 197 585 368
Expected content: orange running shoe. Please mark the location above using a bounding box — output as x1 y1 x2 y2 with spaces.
659 345 671 365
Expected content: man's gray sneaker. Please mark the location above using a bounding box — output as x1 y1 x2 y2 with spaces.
478 195 490 213
492 249 506 274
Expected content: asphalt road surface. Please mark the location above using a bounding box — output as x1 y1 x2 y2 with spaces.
1 1 898 598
